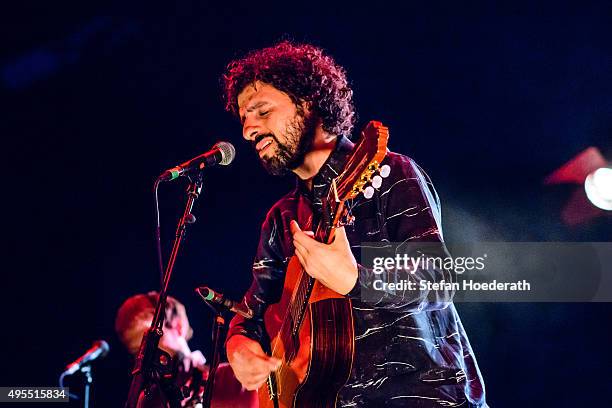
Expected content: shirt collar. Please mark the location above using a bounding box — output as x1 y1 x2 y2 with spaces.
296 135 354 202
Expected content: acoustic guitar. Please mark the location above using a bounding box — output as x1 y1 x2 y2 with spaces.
259 121 389 408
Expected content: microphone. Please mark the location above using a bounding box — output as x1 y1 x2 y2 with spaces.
63 340 110 376
196 286 253 319
159 141 236 181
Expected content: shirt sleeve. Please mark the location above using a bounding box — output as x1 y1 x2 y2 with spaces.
347 154 455 312
226 207 287 348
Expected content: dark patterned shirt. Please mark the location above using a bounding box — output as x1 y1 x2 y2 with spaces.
228 136 487 407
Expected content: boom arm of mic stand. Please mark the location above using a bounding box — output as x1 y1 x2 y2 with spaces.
125 172 205 408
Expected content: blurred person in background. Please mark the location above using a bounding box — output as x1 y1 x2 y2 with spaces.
116 292 256 407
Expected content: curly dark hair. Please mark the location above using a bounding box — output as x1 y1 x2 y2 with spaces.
223 41 356 136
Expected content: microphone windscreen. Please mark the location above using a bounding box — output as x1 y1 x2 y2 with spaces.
215 141 236 165
95 340 110 358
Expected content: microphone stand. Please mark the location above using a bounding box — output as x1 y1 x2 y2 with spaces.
199 300 227 408
125 171 205 408
82 366 92 408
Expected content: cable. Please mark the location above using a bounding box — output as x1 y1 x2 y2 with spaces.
154 178 165 285
58 372 81 401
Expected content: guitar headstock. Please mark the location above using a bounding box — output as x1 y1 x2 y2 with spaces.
331 120 390 202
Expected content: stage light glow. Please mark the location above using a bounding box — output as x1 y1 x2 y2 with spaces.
584 167 612 211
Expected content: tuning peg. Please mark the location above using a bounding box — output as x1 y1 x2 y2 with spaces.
339 214 355 227
363 186 375 199
372 175 382 189
380 164 391 178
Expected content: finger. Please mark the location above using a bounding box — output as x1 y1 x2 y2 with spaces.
237 348 268 367
290 221 308 241
239 342 267 357
293 229 320 250
245 379 267 391
250 353 282 373
190 351 206 368
293 239 309 256
297 253 319 279
254 353 280 367
269 356 282 367
291 220 319 246
242 369 272 386
245 382 260 391
246 365 271 378
290 220 301 235
331 226 349 247
334 226 347 238
249 372 272 384
294 248 308 271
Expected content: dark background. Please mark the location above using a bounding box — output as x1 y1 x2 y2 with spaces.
3 2 611 407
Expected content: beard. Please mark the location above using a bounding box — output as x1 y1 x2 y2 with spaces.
255 109 318 176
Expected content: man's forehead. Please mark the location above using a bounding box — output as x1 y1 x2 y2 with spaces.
238 82 269 110
238 82 292 113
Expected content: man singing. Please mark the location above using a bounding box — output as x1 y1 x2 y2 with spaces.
223 41 487 407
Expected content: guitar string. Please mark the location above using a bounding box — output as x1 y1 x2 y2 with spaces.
273 264 311 381
270 218 314 382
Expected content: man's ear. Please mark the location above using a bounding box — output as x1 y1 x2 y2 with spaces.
300 100 313 114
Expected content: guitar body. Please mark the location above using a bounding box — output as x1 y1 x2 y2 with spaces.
259 257 355 408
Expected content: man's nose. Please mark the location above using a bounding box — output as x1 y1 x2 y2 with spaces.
242 117 261 142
